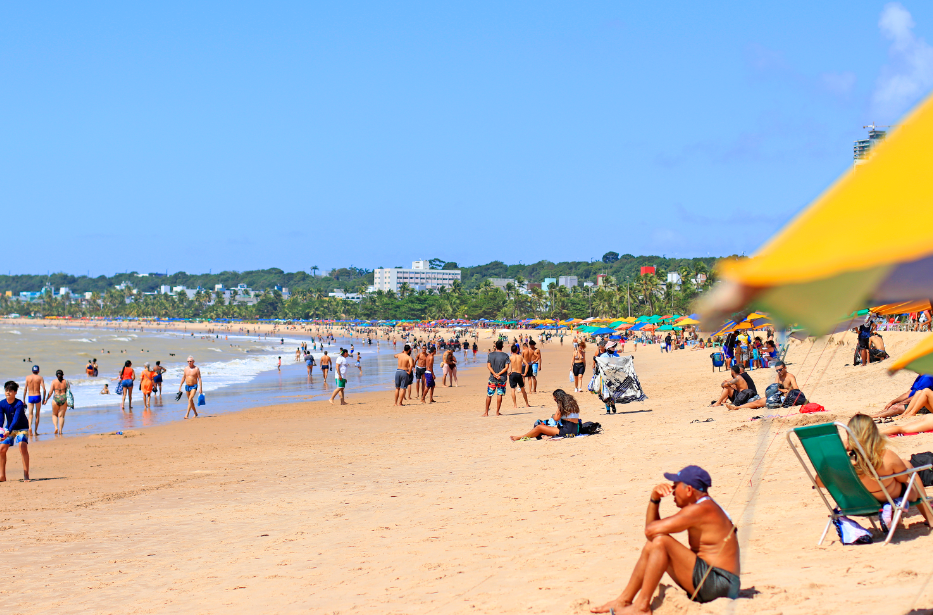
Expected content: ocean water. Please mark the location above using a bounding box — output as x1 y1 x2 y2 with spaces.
0 323 483 439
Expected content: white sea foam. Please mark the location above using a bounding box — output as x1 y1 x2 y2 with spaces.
111 337 132 342
69 338 95 343
6 330 21 335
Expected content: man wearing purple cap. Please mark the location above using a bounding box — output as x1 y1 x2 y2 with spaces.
591 465 740 613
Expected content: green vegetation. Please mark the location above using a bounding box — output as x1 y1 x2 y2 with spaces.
0 255 731 321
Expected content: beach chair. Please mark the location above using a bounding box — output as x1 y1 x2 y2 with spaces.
787 422 933 545
777 342 789 363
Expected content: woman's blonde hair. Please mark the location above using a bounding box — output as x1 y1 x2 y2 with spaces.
578 341 586 351
848 413 886 477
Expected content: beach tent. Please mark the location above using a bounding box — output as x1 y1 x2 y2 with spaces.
590 327 616 335
699 91 933 335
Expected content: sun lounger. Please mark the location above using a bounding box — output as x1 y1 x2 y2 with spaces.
787 421 933 545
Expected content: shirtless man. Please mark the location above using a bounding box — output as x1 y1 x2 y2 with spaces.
177 356 203 419
710 364 757 408
726 361 797 410
521 342 535 394
421 347 437 404
320 351 332 384
393 345 414 407
530 340 542 393
591 466 740 613
23 365 45 435
414 347 428 399
508 344 530 408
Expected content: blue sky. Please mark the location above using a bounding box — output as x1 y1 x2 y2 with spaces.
3 2 932 276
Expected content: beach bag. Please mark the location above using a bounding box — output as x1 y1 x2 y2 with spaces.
198 393 206 406
783 389 807 407
764 383 780 398
116 380 124 395
67 389 75 409
569 370 574 383
580 421 602 435
832 511 873 545
588 373 602 394
733 388 756 407
910 452 933 487
800 403 825 414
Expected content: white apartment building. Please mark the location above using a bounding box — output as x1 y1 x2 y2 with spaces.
373 260 461 293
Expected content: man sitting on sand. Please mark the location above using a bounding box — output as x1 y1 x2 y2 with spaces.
710 364 757 408
872 373 933 419
726 360 799 411
591 465 739 613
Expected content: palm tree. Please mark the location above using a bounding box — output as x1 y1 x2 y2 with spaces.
637 274 661 315
398 283 412 299
310 265 319 277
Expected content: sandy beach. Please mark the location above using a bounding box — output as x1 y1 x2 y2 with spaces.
4 329 933 614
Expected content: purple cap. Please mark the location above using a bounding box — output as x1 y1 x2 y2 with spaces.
663 465 711 492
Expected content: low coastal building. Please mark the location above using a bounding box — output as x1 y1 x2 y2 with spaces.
373 260 461 293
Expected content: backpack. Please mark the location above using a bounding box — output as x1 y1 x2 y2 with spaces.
783 389 807 407
910 452 933 487
580 421 602 435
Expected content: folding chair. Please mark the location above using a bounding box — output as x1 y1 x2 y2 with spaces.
787 422 933 545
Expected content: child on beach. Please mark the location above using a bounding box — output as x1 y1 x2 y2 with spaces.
1 380 30 482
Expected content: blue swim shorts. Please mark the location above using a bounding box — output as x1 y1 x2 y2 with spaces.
27 395 41 404
532 363 539 376
1 430 28 446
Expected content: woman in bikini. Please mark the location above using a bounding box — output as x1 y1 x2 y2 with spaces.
571 341 586 393
830 414 933 527
511 389 582 441
46 369 71 435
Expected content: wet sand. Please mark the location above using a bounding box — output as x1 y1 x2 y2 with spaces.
3 330 933 614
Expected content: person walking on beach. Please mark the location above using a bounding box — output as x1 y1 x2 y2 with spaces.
484 340 509 416
356 352 362 374
178 356 203 419
508 344 530 409
329 349 349 405
320 351 332 384
23 365 45 435
421 347 437 404
117 360 135 411
1 381 30 482
394 345 414 407
153 360 166 396
590 466 740 612
140 362 155 410
414 347 427 399
530 340 541 393
304 351 315 380
446 346 458 387
45 370 71 435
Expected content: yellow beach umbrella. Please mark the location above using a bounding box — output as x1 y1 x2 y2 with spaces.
700 92 933 335
888 334 933 374
677 318 701 326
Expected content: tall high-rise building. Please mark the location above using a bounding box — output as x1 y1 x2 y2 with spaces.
854 124 887 165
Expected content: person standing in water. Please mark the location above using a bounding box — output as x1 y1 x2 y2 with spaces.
178 356 203 419
320 351 332 384
117 360 135 411
46 370 71 435
140 362 155 410
23 365 45 435
329 349 349 405
153 361 166 396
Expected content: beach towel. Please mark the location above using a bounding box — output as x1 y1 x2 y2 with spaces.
800 403 825 414
832 511 873 545
594 353 647 405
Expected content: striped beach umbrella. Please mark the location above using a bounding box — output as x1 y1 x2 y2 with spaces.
700 91 933 335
